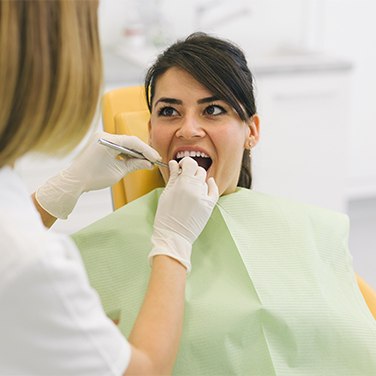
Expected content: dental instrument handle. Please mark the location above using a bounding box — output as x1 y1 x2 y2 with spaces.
98 138 169 169
153 159 170 168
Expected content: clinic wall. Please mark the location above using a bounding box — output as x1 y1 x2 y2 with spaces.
319 0 376 198
99 0 309 56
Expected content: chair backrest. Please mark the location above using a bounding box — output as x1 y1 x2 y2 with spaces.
356 275 376 319
102 86 165 209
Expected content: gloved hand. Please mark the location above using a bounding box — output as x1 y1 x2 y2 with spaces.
149 157 219 272
35 131 161 219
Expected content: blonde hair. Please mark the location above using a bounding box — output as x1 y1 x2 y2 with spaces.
0 0 102 166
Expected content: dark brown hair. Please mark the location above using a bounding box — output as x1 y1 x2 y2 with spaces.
145 32 257 188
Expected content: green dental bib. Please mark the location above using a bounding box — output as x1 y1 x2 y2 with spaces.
73 188 376 375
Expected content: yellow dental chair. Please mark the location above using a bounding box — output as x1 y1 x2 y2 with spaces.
102 86 164 209
102 85 376 320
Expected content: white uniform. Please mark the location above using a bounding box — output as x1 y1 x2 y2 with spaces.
0 167 131 375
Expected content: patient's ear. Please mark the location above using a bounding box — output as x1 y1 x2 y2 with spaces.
244 114 260 148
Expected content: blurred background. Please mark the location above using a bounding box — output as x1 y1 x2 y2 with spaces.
15 0 376 286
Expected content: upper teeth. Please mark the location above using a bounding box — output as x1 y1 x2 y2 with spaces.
176 150 210 159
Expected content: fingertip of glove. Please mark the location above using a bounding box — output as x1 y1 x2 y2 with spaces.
168 159 178 167
168 160 179 174
179 156 198 169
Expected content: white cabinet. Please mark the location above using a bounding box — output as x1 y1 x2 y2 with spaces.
252 64 352 213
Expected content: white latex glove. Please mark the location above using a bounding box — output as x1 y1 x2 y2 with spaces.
35 131 161 219
149 157 219 272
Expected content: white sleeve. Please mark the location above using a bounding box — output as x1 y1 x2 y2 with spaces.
0 235 131 376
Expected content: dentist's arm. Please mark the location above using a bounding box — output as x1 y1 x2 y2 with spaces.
125 157 218 375
33 131 160 228
125 255 186 375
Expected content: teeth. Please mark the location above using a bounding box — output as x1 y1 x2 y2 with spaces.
176 150 210 159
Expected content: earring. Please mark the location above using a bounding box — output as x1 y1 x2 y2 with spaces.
247 137 253 160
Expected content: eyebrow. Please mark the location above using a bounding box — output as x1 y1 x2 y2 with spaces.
197 96 220 104
154 96 221 108
154 98 182 108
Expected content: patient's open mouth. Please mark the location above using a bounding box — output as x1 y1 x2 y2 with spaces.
174 150 213 171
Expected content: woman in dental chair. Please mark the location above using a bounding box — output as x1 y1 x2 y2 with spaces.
73 33 376 375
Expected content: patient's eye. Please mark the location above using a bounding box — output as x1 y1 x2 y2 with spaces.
158 106 178 117
204 104 226 116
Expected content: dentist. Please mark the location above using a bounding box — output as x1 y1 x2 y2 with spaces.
0 1 218 375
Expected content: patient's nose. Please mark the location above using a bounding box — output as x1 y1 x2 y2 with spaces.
176 115 205 139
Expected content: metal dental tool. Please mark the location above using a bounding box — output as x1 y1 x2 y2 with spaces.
98 138 169 169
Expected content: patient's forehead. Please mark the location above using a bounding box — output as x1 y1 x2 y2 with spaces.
153 67 212 100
